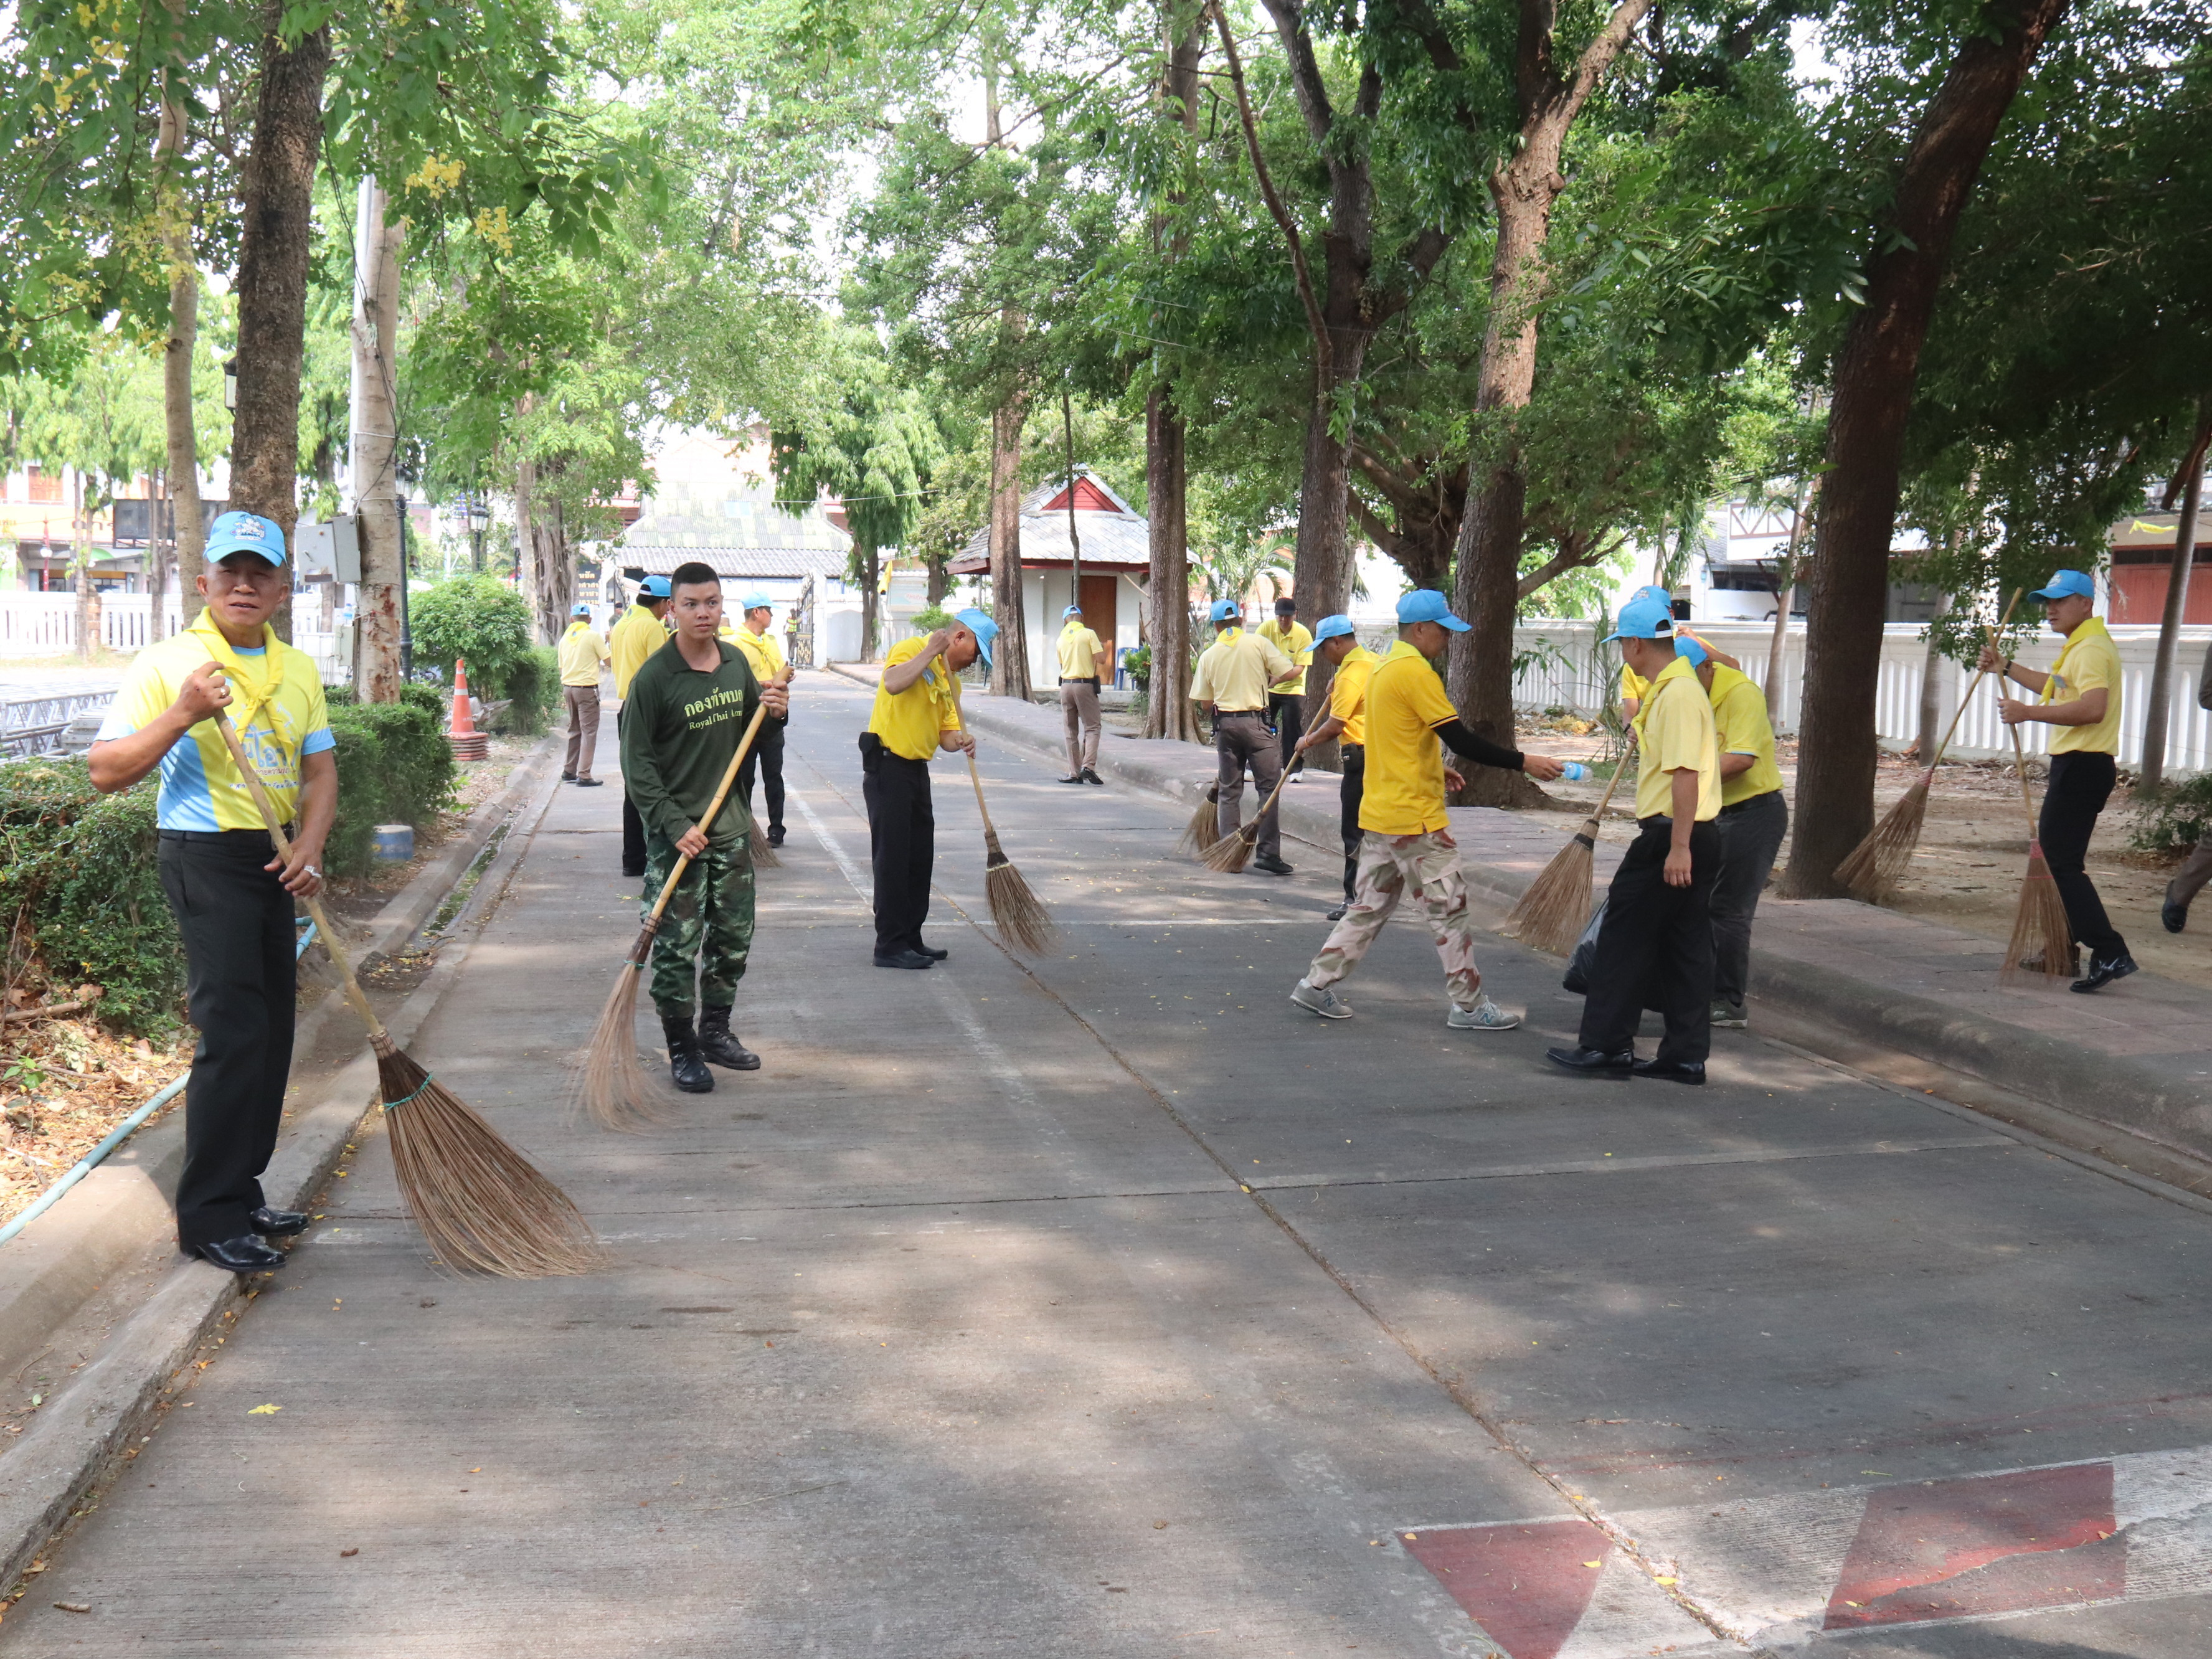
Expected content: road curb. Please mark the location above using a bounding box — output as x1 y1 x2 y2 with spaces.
0 735 563 1602
829 668 2212 1179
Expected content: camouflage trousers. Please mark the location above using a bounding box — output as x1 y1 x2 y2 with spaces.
642 830 756 1021
1304 828 1482 1006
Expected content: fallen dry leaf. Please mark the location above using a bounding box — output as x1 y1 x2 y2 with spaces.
247 1404 281 1416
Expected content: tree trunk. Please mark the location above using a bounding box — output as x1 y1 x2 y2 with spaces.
156 90 204 633
349 176 405 702
1764 476 1815 724
1780 0 2071 898
1145 385 1197 740
1292 351 1365 770
73 471 93 660
148 470 169 639
988 392 1031 699
1915 590 1952 763
860 545 881 662
229 0 331 645
925 559 949 607
2142 412 2210 790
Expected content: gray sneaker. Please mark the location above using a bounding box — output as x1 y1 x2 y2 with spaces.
1447 998 1521 1031
1709 1000 1747 1029
1290 979 1353 1019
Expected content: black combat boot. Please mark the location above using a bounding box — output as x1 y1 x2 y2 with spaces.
697 1005 760 1071
661 1014 714 1093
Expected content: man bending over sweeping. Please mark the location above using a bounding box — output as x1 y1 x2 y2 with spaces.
88 512 335 1274
620 562 792 1092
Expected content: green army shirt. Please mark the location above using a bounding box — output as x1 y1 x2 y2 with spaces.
618 635 763 846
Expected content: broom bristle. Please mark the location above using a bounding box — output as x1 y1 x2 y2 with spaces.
577 959 671 1132
1202 823 1259 874
375 1042 604 1277
1835 772 1932 900
982 846 1056 954
1179 786 1222 854
1999 846 2077 987
1502 828 1596 956
750 836 781 869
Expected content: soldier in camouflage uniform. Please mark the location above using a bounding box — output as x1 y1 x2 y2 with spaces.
618 561 790 1092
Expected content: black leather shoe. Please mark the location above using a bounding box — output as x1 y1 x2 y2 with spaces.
1058 774 1085 785
914 943 950 961
574 777 603 788
1252 854 1295 876
697 1006 761 1071
192 1236 286 1273
1326 904 1348 922
1545 1046 1635 1075
250 1206 310 1237
622 865 646 879
1632 1057 1706 1085
2071 953 2139 994
2164 894 2189 934
873 950 935 970
767 827 785 848
661 1015 714 1093
1082 768 1105 786
561 772 577 782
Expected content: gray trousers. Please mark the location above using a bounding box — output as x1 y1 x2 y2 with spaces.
1711 788 1788 1007
1059 679 1101 773
2169 840 2212 912
564 685 601 780
1214 712 1282 859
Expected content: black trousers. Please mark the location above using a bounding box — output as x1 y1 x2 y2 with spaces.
157 831 297 1251
1711 788 1789 1006
618 704 647 875
2040 750 2126 961
1578 816 1721 1066
740 714 787 838
1339 745 1366 903
861 735 934 957
1268 692 1305 768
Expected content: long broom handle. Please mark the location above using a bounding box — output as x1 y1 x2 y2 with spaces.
1225 755 1303 844
1926 587 2026 770
628 701 772 962
208 708 387 1043
963 750 1000 838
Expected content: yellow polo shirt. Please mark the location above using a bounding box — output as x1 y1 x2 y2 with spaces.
1191 628 1293 712
1358 641 1460 836
610 604 668 699
1632 655 1720 821
1706 663 1783 806
1257 618 1313 694
558 622 609 688
867 635 963 761
1056 622 1105 679
1620 661 1651 707
1328 644 1378 746
95 612 333 831
730 624 788 687
2043 616 2121 755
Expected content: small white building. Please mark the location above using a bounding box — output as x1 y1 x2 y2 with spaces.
947 469 1149 688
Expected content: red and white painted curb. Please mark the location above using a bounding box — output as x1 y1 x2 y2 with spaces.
1398 1444 2212 1655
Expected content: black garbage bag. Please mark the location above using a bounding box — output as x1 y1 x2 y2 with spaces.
1562 899 1606 996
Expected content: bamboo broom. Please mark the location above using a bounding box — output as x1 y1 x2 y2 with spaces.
1178 785 1222 854
209 712 601 1278
1203 760 1300 874
582 702 771 1130
1999 721 2075 987
965 752 1055 954
1502 751 1633 957
1836 588 2023 900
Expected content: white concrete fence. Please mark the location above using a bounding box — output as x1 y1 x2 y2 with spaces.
0 592 185 654
1512 618 2212 775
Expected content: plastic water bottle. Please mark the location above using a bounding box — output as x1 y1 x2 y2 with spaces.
1558 761 1590 782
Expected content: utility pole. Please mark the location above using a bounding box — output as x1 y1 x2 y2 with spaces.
348 174 404 700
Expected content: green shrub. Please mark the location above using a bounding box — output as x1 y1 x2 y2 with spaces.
910 605 954 634
326 683 447 720
2131 773 2212 856
0 760 182 1034
494 644 560 735
410 576 534 696
323 700 457 876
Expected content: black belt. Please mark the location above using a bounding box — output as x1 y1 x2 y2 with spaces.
1217 709 1266 719
1718 790 1783 816
159 826 290 843
1059 676 1100 687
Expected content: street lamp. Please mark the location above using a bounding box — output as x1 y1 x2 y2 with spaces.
466 493 489 574
222 359 237 411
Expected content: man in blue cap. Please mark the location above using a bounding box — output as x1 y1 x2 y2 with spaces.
612 574 674 876
1054 601 1108 785
1292 591 1564 1029
1677 634 1786 1029
862 608 997 968
88 511 337 1273
1546 593 1721 1081
1978 568 2134 990
1193 597 1297 874
1290 614 1378 919
728 593 791 847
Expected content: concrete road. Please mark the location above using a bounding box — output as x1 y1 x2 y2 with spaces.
8 670 2212 1658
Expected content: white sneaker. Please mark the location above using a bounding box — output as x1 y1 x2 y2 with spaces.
1448 998 1521 1031
1290 980 1353 1019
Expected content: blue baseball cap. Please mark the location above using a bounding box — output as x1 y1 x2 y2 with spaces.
953 607 998 669
1674 633 1709 668
205 510 285 566
1604 595 1676 643
740 592 775 611
1062 604 1084 619
2031 569 2094 601
1209 598 1242 625
572 602 592 617
1632 584 1671 607
1312 613 1356 645
640 575 672 598
1396 590 1469 632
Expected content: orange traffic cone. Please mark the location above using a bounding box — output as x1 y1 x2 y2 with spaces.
448 656 489 762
